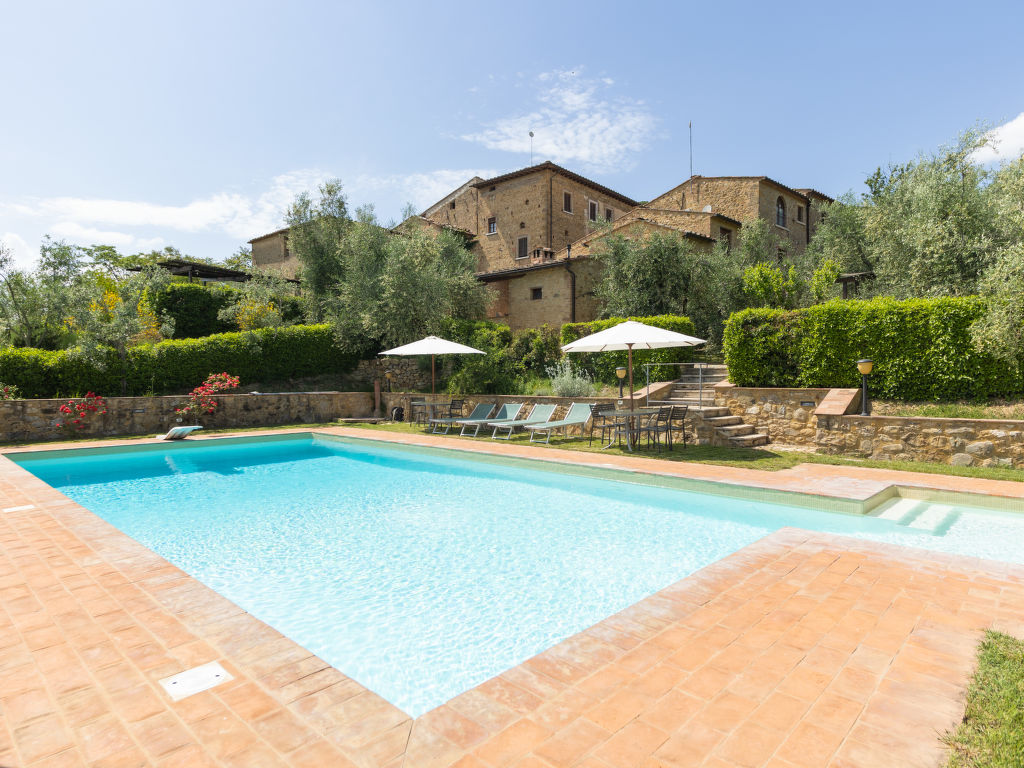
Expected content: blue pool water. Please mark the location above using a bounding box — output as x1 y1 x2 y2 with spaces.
13 433 1024 716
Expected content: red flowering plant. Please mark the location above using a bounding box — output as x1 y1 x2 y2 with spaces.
56 392 108 432
0 383 20 400
175 372 240 423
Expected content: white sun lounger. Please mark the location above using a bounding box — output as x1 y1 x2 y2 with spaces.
161 425 204 440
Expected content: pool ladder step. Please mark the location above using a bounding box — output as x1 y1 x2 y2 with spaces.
874 498 960 535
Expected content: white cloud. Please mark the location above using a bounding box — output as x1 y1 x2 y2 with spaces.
350 168 499 216
0 232 36 270
48 222 165 252
14 169 331 243
972 112 1024 165
461 68 658 172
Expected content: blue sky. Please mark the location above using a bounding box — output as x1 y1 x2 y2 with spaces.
2 0 1023 268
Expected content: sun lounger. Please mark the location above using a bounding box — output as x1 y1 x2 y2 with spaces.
458 403 522 437
161 425 204 440
430 403 493 434
525 402 593 444
488 403 557 440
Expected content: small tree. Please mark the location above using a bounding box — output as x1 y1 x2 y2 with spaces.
67 266 175 394
218 274 293 331
285 180 350 320
741 263 802 309
809 257 842 304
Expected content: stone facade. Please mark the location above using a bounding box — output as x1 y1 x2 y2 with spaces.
422 162 638 275
647 176 825 254
249 228 299 279
0 392 374 445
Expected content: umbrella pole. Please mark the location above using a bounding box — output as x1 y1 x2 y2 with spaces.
628 345 634 411
431 355 436 396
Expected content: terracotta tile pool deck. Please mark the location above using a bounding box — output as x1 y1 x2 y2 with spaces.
2 426 1024 767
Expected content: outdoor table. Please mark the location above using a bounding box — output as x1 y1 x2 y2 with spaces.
409 398 450 425
603 407 663 451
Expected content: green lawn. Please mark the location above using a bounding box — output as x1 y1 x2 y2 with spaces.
348 421 1024 482
877 400 1024 421
944 631 1024 768
5 419 1024 484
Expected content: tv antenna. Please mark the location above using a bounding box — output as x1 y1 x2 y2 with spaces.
529 131 534 165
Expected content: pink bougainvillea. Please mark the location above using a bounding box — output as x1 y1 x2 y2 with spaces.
175 373 240 420
56 392 108 431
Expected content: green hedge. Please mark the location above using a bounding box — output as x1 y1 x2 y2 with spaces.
437 319 561 394
151 283 306 339
0 324 358 398
560 314 699 384
723 297 1020 401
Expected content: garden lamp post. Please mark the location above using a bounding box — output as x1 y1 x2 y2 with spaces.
857 359 874 416
615 366 627 399
384 369 394 393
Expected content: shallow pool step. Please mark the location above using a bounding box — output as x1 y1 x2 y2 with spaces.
874 498 960 535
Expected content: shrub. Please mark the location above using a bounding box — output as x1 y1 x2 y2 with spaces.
560 314 699 384
175 372 240 421
723 296 1021 401
438 320 562 395
545 358 593 397
0 383 20 400
0 324 358 398
56 392 108 432
150 283 235 338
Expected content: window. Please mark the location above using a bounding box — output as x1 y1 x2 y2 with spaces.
563 192 572 213
588 201 598 221
775 197 786 228
449 201 456 210
605 208 613 221
487 217 497 235
796 205 804 223
531 287 543 300
719 228 732 249
680 193 686 209
517 237 528 259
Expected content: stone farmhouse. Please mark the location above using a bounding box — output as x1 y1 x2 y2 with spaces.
249 162 831 330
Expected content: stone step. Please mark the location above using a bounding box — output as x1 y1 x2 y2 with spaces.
718 424 756 437
676 373 728 382
694 407 730 417
730 433 770 447
704 415 742 426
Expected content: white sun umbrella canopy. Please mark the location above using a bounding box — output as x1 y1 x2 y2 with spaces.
561 321 705 409
378 335 484 394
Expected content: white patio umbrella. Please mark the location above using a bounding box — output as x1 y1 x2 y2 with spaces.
561 321 705 410
379 335 484 394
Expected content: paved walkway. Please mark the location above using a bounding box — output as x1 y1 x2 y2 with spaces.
1 428 1023 767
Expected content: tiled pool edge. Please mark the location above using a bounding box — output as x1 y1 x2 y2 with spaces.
4 428 1024 766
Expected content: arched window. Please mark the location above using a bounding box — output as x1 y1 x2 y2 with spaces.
776 197 786 227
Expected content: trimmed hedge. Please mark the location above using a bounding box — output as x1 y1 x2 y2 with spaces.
151 283 306 339
560 315 699 384
723 297 1020 401
0 324 359 398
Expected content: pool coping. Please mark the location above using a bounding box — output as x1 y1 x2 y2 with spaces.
3 426 1024 766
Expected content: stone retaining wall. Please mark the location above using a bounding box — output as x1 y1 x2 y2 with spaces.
0 392 374 444
714 384 832 446
816 413 1024 468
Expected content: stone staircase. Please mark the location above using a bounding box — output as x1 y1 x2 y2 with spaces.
661 364 770 447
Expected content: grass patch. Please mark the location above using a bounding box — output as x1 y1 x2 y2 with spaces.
349 422 1024 482
877 400 1024 421
944 631 1024 767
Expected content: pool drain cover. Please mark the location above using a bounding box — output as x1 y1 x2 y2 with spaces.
159 661 233 701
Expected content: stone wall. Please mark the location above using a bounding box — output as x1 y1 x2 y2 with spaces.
816 414 1024 468
714 384 833 446
0 392 374 444
350 357 435 392
717 383 1024 468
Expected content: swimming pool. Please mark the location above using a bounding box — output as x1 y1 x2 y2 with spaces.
12 433 1024 716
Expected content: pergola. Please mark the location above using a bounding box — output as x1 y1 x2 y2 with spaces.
129 259 300 285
